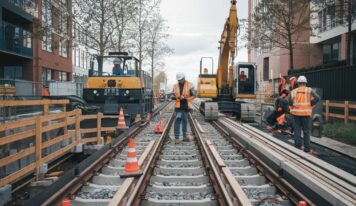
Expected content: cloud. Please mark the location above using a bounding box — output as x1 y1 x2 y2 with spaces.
160 0 249 86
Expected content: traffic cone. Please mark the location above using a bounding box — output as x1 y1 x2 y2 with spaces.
61 199 71 206
153 117 164 133
119 138 143 178
117 107 128 129
298 201 307 206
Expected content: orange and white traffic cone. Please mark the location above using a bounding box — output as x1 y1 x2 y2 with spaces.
119 137 143 178
153 117 164 133
117 107 128 129
61 199 71 206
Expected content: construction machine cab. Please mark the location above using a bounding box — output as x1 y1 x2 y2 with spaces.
234 62 257 99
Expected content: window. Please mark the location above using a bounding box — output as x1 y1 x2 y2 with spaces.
59 38 68 57
72 47 76 66
76 48 80 67
42 29 52 52
42 68 53 86
323 42 340 64
87 52 91 70
59 72 67 81
59 12 67 35
42 0 52 26
263 57 269 81
81 50 84 68
0 66 23 79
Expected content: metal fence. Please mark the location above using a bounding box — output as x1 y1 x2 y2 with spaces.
292 65 356 101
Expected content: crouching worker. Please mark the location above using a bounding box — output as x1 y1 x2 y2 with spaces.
266 89 289 132
171 72 196 144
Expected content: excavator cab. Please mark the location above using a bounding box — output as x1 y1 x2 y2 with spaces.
233 62 257 99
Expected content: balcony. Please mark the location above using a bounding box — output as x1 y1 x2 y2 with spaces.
0 22 33 58
6 0 38 17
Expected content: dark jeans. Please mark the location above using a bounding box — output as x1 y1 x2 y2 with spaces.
174 110 188 139
266 111 284 127
293 116 311 152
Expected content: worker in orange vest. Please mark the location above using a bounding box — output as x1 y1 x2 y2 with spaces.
289 76 320 153
172 72 195 144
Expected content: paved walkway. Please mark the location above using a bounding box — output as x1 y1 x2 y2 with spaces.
311 136 356 159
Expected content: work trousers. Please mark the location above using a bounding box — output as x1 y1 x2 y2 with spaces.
293 115 311 152
266 111 284 127
174 110 188 139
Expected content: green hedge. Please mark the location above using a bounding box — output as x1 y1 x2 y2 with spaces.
289 60 347 75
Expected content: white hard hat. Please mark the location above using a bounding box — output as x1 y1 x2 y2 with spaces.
113 58 121 64
176 72 185 81
297 76 307 83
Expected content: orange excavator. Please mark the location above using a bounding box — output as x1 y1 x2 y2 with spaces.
197 0 257 121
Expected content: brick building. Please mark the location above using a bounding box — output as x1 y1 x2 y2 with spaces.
248 0 355 91
32 0 72 86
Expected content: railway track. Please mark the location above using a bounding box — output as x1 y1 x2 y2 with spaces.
27 100 356 206
25 102 173 206
216 117 356 206
193 113 292 205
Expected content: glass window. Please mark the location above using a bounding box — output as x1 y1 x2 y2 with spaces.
42 0 52 26
81 50 84 68
42 29 52 52
76 48 80 67
59 72 67 81
59 38 68 57
331 42 340 61
0 66 23 79
323 44 331 64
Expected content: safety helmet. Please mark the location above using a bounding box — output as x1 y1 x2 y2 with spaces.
176 72 185 81
113 58 121 64
297 76 307 83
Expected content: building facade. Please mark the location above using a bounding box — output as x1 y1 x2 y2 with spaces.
32 0 72 87
248 0 322 89
310 0 356 65
72 20 95 78
0 0 36 80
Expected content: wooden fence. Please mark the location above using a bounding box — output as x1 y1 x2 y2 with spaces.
323 100 356 123
0 100 118 187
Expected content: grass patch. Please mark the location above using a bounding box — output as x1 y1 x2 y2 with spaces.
323 122 356 146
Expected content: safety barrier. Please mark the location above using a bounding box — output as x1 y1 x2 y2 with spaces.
0 100 119 187
323 100 356 123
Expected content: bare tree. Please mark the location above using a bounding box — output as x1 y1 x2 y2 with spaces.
250 0 311 71
73 0 119 56
146 13 173 81
311 0 355 65
112 0 136 52
130 0 162 70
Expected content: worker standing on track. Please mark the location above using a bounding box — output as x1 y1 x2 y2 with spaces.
172 72 196 144
289 76 320 153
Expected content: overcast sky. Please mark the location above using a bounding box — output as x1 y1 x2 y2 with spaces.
160 0 248 88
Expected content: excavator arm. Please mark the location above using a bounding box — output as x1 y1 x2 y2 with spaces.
217 0 238 96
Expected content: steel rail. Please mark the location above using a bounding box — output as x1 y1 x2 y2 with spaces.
220 117 356 205
28 102 171 206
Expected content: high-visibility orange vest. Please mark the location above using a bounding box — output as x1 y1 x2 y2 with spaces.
290 86 312 116
173 81 192 109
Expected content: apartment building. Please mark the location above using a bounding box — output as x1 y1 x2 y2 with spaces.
0 0 36 80
310 0 356 65
72 21 95 78
32 0 72 86
248 0 322 86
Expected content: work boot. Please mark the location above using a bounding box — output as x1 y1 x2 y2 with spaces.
183 135 193 142
175 139 182 144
